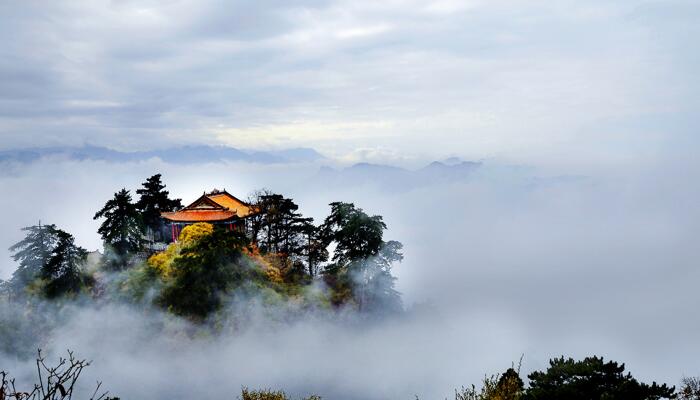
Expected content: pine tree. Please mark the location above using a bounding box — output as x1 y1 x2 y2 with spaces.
249 193 310 258
7 223 60 296
319 202 403 312
41 229 88 298
93 188 144 268
299 218 328 277
8 224 89 298
135 174 182 241
524 356 675 400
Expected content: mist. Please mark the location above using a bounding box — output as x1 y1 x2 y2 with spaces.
0 155 698 399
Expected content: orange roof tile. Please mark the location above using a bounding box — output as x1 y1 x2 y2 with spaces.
207 191 254 217
161 209 237 222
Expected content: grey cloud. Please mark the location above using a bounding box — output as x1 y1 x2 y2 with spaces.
0 0 697 161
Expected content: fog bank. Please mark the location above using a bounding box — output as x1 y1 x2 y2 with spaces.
1 156 698 399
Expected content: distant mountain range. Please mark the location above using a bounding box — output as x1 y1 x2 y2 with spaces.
316 159 483 190
0 145 326 164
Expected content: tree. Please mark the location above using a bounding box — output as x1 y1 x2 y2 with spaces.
246 188 273 246
41 230 89 298
320 202 392 263
135 174 182 241
455 367 524 400
7 223 60 296
247 191 322 275
157 225 248 319
523 356 675 400
0 349 117 400
93 189 144 269
249 193 306 255
299 219 328 277
679 377 700 400
319 202 403 312
7 224 89 298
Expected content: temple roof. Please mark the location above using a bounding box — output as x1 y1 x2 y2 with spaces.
161 209 237 222
161 189 254 223
206 189 254 218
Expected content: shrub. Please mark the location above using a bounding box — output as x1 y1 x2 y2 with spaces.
240 387 321 400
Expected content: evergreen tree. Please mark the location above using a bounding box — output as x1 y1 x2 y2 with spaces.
523 356 675 400
8 224 89 298
7 223 60 296
299 219 328 277
93 188 144 269
157 227 248 319
320 202 403 312
41 229 88 298
135 174 182 241
249 192 313 260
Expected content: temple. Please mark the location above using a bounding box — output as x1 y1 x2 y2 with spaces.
161 189 255 242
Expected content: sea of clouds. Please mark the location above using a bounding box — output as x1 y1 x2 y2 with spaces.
0 155 698 399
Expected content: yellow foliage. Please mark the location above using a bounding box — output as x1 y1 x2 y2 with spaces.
148 243 180 277
147 223 214 277
178 222 214 246
264 265 284 284
261 253 289 284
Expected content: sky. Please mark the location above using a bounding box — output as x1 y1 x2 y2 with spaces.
1 0 698 165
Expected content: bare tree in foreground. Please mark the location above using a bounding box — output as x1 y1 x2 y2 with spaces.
0 350 117 400
679 377 700 400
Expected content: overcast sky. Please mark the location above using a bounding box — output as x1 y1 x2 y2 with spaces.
1 0 698 165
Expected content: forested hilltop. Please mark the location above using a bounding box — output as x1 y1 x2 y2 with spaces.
1 174 403 324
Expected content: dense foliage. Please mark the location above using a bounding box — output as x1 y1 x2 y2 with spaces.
319 202 403 312
156 226 249 319
523 356 675 400
41 230 90 299
6 223 59 297
5 224 90 299
135 173 182 241
446 357 678 400
93 188 144 269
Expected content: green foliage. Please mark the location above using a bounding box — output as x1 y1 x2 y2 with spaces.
7 223 60 297
320 202 403 313
241 388 289 400
135 174 182 240
113 260 161 303
452 366 523 400
248 192 321 269
523 356 675 400
321 202 386 263
8 224 90 299
93 188 144 269
40 230 90 298
240 388 321 400
157 227 248 319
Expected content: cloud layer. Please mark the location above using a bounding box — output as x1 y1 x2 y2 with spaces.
0 155 698 399
1 1 698 163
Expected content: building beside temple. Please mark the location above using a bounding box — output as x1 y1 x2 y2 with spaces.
160 189 255 242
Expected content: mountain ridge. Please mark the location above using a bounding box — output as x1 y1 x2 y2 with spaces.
0 144 326 164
